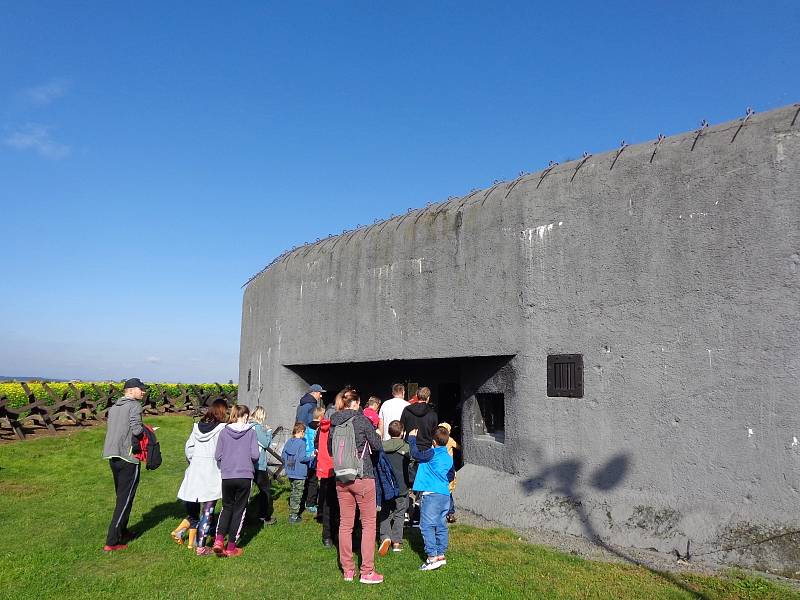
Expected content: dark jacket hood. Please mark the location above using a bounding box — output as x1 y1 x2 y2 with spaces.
299 393 317 406
330 409 359 427
383 438 408 453
406 402 432 417
198 420 222 434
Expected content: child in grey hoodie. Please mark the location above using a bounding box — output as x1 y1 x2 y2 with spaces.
213 405 259 557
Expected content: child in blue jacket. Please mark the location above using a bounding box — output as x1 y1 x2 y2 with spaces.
303 407 323 514
282 422 312 523
409 426 454 571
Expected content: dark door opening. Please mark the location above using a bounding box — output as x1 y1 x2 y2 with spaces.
285 355 513 467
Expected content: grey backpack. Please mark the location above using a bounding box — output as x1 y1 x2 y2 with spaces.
332 416 369 482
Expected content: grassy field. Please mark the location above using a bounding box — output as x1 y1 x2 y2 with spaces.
0 416 797 600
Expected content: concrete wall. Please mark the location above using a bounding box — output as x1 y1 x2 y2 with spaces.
239 103 800 572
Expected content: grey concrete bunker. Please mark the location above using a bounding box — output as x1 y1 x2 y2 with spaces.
239 103 800 573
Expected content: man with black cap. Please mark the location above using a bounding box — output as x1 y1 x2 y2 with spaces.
101 378 146 551
296 383 326 426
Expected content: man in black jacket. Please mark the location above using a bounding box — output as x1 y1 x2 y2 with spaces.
400 387 438 452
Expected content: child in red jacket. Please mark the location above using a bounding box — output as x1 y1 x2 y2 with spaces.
314 415 339 547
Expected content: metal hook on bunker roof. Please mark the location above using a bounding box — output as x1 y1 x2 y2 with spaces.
504 171 529 198
393 209 419 232
730 107 754 143
609 140 628 171
691 119 709 151
570 153 592 182
792 103 800 127
535 161 558 189
650 134 666 164
480 181 503 207
453 188 482 212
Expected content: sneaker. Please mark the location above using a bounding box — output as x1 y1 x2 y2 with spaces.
212 540 225 557
259 517 277 526
436 554 447 566
288 515 301 524
392 543 403 552
378 538 391 557
323 538 334 548
343 570 355 582
419 557 444 571
305 505 318 513
225 547 243 557
102 544 127 552
195 547 212 556
359 571 384 584
446 514 457 523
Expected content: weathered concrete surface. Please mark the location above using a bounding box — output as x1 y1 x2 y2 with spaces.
239 103 800 572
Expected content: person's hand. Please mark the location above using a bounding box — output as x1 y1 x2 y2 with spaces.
409 429 418 437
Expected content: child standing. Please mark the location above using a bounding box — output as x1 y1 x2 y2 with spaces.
303 407 324 514
364 397 381 431
378 420 411 556
250 406 276 525
175 399 228 554
438 422 460 523
213 405 259 557
409 426 454 571
282 422 311 523
315 411 338 547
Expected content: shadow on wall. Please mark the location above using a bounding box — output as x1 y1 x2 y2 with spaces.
521 454 711 600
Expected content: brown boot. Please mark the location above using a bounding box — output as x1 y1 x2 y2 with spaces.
171 519 190 544
187 528 198 550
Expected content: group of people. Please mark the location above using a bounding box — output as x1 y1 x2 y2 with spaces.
101 378 458 586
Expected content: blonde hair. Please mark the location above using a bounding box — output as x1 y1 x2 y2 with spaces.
367 396 381 409
228 404 250 423
251 406 267 425
312 407 325 420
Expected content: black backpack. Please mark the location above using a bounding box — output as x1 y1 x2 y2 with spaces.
134 425 162 470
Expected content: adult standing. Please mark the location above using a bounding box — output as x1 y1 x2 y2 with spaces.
329 392 384 584
102 378 146 551
378 383 409 441
296 383 325 426
400 387 438 451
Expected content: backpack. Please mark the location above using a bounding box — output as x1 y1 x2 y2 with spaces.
332 416 369 483
133 425 162 470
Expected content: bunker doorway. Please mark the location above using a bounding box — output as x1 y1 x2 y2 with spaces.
285 355 514 470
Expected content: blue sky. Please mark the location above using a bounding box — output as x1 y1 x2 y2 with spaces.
1 1 798 382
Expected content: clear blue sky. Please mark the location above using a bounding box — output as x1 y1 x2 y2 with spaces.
1 1 798 382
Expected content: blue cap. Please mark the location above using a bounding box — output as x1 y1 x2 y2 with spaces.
309 384 326 393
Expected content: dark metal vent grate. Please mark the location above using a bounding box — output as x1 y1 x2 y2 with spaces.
547 354 583 398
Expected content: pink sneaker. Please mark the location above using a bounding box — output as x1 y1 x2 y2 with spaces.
343 570 355 582
360 571 384 584
195 547 212 556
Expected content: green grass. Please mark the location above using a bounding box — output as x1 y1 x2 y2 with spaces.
0 417 797 600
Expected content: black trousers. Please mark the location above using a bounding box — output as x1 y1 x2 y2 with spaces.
318 476 340 542
302 468 319 509
106 458 140 546
216 478 251 544
254 470 273 520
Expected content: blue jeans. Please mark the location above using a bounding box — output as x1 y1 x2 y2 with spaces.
419 492 450 557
